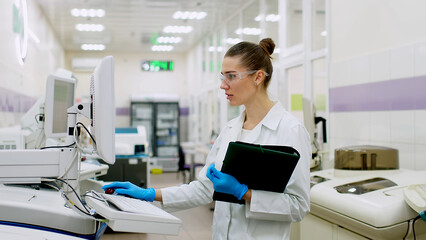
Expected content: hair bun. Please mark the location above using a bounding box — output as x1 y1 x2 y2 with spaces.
259 38 275 56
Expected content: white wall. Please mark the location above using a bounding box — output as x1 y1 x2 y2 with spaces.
329 0 426 170
65 51 188 127
0 0 64 128
331 0 426 61
0 0 189 130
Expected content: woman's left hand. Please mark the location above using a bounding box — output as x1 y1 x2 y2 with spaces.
206 164 248 200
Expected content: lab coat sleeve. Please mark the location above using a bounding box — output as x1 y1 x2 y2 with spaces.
245 124 311 222
160 132 224 212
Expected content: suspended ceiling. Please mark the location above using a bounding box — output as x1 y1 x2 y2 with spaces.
36 0 247 53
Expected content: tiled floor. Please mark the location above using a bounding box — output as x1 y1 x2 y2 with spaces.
101 172 214 240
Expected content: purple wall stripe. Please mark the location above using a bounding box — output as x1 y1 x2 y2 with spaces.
180 107 189 116
116 107 189 116
0 88 189 118
0 87 37 113
116 107 130 116
330 75 426 112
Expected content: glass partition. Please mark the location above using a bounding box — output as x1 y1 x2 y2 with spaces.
209 35 215 73
226 14 241 51
242 1 260 43
265 0 280 58
287 65 304 121
312 0 326 51
286 0 303 48
202 40 206 73
312 57 327 115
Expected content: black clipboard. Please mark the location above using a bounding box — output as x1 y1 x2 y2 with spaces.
212 141 300 204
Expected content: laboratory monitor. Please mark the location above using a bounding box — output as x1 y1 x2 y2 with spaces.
90 55 116 164
44 74 76 139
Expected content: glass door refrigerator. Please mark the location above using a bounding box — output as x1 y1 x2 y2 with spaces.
131 99 180 171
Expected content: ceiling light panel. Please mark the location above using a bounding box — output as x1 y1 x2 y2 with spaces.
254 14 280 22
173 11 207 20
36 0 248 52
75 24 105 32
151 45 174 52
235 28 261 35
226 38 241 45
163 26 193 34
81 44 105 51
157 36 182 44
71 8 105 18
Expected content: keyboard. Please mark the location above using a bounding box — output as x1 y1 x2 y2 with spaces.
85 191 182 234
101 193 168 216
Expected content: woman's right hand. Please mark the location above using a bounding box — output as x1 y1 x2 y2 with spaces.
102 182 156 202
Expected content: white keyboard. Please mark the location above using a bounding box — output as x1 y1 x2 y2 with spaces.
85 192 182 235
101 193 167 216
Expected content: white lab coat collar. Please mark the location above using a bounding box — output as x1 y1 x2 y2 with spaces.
224 101 283 143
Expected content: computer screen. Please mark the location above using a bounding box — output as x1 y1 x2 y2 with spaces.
90 56 116 164
44 74 76 139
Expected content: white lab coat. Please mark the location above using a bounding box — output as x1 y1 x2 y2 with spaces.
161 102 311 240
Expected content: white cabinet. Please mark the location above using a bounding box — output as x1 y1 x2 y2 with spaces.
293 214 368 240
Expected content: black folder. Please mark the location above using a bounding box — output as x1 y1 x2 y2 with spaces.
212 141 300 204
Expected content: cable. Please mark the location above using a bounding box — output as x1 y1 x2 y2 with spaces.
41 178 107 221
412 215 421 240
73 122 96 154
60 188 93 217
402 220 410 240
73 127 91 153
83 190 110 207
34 113 43 124
41 177 92 216
54 178 90 213
412 211 426 240
40 142 75 150
76 122 96 145
42 182 61 191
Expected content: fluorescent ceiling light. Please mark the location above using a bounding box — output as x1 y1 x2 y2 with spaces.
235 28 261 35
81 44 105 51
321 30 327 37
71 8 105 18
226 38 241 45
208 46 223 52
173 11 207 20
163 26 193 34
152 45 174 52
254 14 280 22
75 24 104 32
157 36 182 44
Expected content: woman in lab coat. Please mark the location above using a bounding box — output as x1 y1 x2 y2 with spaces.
103 38 311 240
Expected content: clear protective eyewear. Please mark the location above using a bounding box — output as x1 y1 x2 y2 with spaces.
219 70 269 84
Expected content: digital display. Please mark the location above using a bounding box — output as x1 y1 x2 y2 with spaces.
141 60 173 72
52 80 74 134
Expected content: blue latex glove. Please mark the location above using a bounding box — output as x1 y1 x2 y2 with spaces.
206 164 248 200
102 182 155 202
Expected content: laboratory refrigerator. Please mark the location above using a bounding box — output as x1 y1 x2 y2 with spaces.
130 101 180 171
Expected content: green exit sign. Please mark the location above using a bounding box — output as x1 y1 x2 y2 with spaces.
141 60 173 72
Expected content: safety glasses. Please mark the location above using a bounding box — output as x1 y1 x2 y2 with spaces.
219 70 268 84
